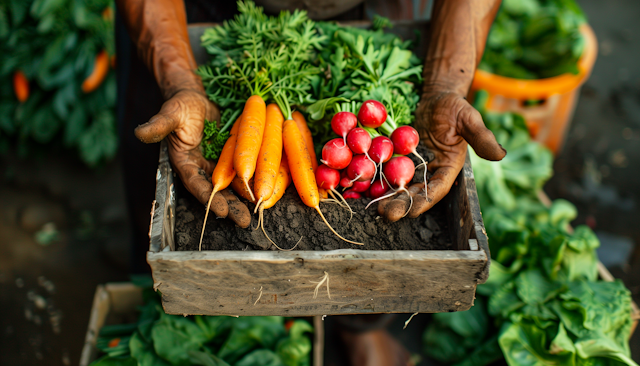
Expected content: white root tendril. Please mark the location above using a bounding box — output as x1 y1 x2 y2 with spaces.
365 189 398 210
311 271 331 299
331 188 353 224
403 312 419 330
348 174 362 185
254 286 263 306
412 150 428 197
400 188 413 218
259 208 303 251
199 187 218 251
244 179 256 202
365 152 377 183
315 207 363 245
328 190 346 208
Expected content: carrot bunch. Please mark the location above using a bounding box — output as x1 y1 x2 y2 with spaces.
197 2 361 249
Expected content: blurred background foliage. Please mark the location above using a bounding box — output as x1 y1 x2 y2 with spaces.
479 0 587 79
0 0 117 167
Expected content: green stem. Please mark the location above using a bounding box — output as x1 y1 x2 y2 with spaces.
219 109 241 134
379 114 398 136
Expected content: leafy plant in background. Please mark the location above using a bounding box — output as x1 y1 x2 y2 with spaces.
479 0 587 79
91 276 314 366
0 0 117 166
423 90 637 366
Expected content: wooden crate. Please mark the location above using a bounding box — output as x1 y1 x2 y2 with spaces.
146 21 488 317
79 283 325 366
148 139 489 317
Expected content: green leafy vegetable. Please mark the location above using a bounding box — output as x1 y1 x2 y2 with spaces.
423 91 636 366
480 0 587 79
90 276 314 366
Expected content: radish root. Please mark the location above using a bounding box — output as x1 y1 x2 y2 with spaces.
364 152 377 183
365 187 413 217
412 150 428 197
311 271 331 299
315 207 363 245
330 188 353 223
199 186 219 251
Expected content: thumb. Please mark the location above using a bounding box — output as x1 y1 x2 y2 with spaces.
135 110 179 144
458 104 507 161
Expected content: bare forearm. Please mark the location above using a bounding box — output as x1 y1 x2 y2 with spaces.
116 0 203 99
422 0 501 97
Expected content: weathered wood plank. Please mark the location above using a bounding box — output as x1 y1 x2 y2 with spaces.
463 152 491 283
148 249 486 317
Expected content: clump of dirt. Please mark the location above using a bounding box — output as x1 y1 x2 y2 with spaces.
175 143 452 251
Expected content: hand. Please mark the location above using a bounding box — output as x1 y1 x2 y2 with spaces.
134 89 251 228
378 91 506 222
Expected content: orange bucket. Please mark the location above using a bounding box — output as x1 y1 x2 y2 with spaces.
470 24 598 154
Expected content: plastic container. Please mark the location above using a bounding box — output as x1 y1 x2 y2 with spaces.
470 24 598 154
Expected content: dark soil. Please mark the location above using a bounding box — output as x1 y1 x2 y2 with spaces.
176 144 453 252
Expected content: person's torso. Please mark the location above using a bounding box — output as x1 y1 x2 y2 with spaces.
184 0 431 23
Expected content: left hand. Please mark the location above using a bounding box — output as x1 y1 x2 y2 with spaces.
377 91 506 222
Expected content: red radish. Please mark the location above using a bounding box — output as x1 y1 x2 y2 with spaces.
347 154 376 183
365 156 416 217
321 138 352 170
315 164 340 190
346 128 372 154
340 176 353 188
347 128 377 181
339 170 352 188
390 126 428 196
368 179 390 199
331 112 358 145
357 100 387 128
368 136 395 185
351 180 371 193
369 136 394 163
315 164 353 220
343 190 361 199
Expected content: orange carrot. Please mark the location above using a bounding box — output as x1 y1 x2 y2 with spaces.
199 116 242 250
319 188 328 200
253 104 284 211
231 176 256 204
234 95 266 201
283 118 362 245
13 71 29 103
262 153 291 210
82 50 110 93
292 111 318 171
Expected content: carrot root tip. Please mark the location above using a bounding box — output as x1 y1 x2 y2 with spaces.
315 207 363 245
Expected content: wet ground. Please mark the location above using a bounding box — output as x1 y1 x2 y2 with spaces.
1 0 639 364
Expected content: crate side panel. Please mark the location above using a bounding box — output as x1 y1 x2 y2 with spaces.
148 250 485 317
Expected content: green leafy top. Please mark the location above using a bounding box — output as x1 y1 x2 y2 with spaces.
91 277 314 366
479 0 587 79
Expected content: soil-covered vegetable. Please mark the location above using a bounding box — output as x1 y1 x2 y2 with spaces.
479 0 587 79
90 277 314 366
423 92 637 366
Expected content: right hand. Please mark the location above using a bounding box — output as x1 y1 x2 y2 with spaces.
134 89 251 228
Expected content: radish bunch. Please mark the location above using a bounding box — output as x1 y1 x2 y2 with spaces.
316 100 428 217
